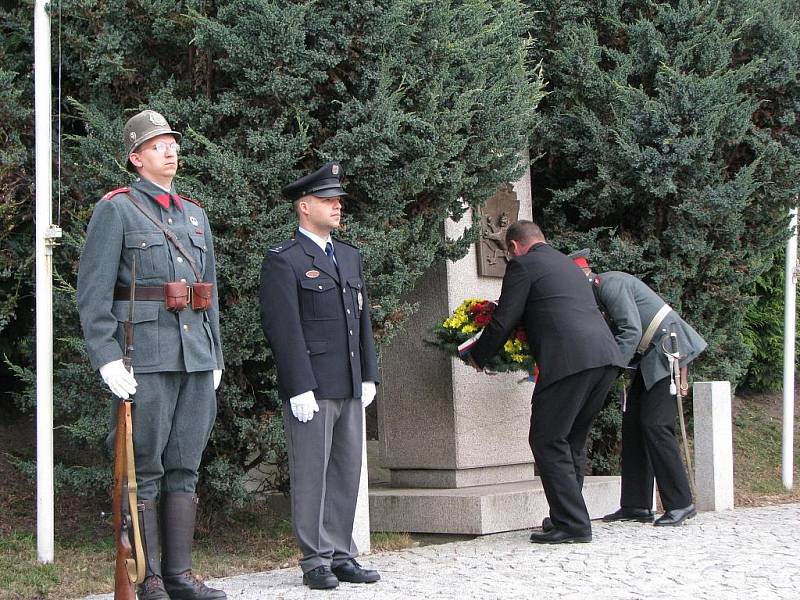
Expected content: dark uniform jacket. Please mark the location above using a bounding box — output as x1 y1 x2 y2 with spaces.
471 243 625 391
594 271 706 390
259 232 380 401
77 178 224 373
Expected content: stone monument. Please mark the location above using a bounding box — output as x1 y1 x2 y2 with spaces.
369 155 620 534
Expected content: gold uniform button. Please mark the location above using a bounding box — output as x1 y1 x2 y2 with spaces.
141 242 147 248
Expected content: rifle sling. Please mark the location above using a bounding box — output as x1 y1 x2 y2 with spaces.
124 400 146 584
126 193 204 283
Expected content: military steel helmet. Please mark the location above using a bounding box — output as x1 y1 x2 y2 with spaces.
123 109 182 170
282 161 348 201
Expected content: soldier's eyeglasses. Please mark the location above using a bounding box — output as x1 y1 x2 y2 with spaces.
149 142 180 154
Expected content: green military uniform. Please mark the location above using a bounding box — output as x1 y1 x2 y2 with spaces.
77 110 226 600
593 270 706 513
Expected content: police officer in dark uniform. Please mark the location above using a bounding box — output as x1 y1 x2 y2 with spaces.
77 110 226 599
570 249 707 527
259 162 381 589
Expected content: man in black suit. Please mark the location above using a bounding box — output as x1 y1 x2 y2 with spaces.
466 221 625 543
259 162 381 589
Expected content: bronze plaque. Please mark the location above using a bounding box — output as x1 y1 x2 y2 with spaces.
476 185 520 277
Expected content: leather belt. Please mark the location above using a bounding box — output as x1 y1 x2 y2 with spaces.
114 285 165 301
637 304 672 354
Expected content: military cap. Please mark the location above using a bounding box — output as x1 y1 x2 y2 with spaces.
282 161 348 201
568 248 591 269
123 109 182 171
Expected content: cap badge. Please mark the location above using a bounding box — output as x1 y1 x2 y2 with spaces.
332 164 339 175
189 216 199 226
305 270 320 279
129 132 136 141
148 111 168 126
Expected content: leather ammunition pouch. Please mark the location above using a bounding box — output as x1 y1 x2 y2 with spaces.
164 282 190 312
115 282 213 312
190 282 212 312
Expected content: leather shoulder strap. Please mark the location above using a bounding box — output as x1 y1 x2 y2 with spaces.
125 194 204 282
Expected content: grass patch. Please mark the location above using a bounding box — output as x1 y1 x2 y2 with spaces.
733 391 800 505
370 531 415 552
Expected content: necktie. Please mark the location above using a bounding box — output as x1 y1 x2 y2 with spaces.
325 241 338 267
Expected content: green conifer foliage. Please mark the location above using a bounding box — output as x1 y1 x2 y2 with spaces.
1 1 542 505
526 0 800 385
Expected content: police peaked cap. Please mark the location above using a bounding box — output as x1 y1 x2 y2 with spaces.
282 161 348 201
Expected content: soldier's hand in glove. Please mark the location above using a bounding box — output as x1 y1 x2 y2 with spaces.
99 359 138 399
361 381 376 408
289 390 319 423
213 369 222 390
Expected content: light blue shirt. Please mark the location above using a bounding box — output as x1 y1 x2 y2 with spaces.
297 227 333 253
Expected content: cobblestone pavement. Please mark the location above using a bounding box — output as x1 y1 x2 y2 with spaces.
85 503 800 600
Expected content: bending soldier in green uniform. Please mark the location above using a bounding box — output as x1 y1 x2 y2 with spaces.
569 250 706 527
77 110 226 599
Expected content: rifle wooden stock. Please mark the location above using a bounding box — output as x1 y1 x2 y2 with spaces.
112 399 136 600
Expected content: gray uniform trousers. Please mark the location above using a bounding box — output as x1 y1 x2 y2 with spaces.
283 398 363 573
109 371 217 500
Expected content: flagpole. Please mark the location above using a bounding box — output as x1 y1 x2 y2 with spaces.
783 206 797 491
34 0 56 563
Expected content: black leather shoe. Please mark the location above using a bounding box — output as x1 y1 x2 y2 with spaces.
541 517 554 532
654 504 697 526
331 559 380 584
529 529 591 544
602 507 654 523
303 566 339 589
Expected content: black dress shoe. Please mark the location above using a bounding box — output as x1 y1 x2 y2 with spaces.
602 506 654 523
529 529 591 544
541 517 554 532
331 559 380 584
303 566 339 589
654 504 697 526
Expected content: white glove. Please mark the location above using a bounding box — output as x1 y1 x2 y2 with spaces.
289 390 319 423
213 369 222 390
361 381 377 408
99 359 138 399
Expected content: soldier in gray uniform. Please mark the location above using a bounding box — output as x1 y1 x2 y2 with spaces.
259 161 381 589
77 110 226 600
570 250 706 527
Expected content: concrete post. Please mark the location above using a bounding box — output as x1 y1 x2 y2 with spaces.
692 381 734 511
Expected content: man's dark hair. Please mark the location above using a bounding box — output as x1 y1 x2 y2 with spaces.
505 220 545 247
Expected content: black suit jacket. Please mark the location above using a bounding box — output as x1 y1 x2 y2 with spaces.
259 231 380 401
470 243 624 391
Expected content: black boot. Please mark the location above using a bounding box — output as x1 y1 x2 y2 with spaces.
161 493 226 600
137 499 170 600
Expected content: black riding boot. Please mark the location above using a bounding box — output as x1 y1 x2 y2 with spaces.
161 493 227 600
137 498 170 600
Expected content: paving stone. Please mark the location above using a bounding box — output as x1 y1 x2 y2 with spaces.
84 503 800 600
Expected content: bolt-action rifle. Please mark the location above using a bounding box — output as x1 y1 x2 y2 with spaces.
112 257 145 599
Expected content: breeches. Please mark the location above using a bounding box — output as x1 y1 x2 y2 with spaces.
108 371 217 500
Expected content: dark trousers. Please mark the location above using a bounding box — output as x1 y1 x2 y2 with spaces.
108 371 217 500
283 398 363 573
620 371 693 511
530 365 618 536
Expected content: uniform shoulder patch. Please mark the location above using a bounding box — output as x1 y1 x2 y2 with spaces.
178 194 203 208
268 239 297 253
332 236 359 250
101 187 130 200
